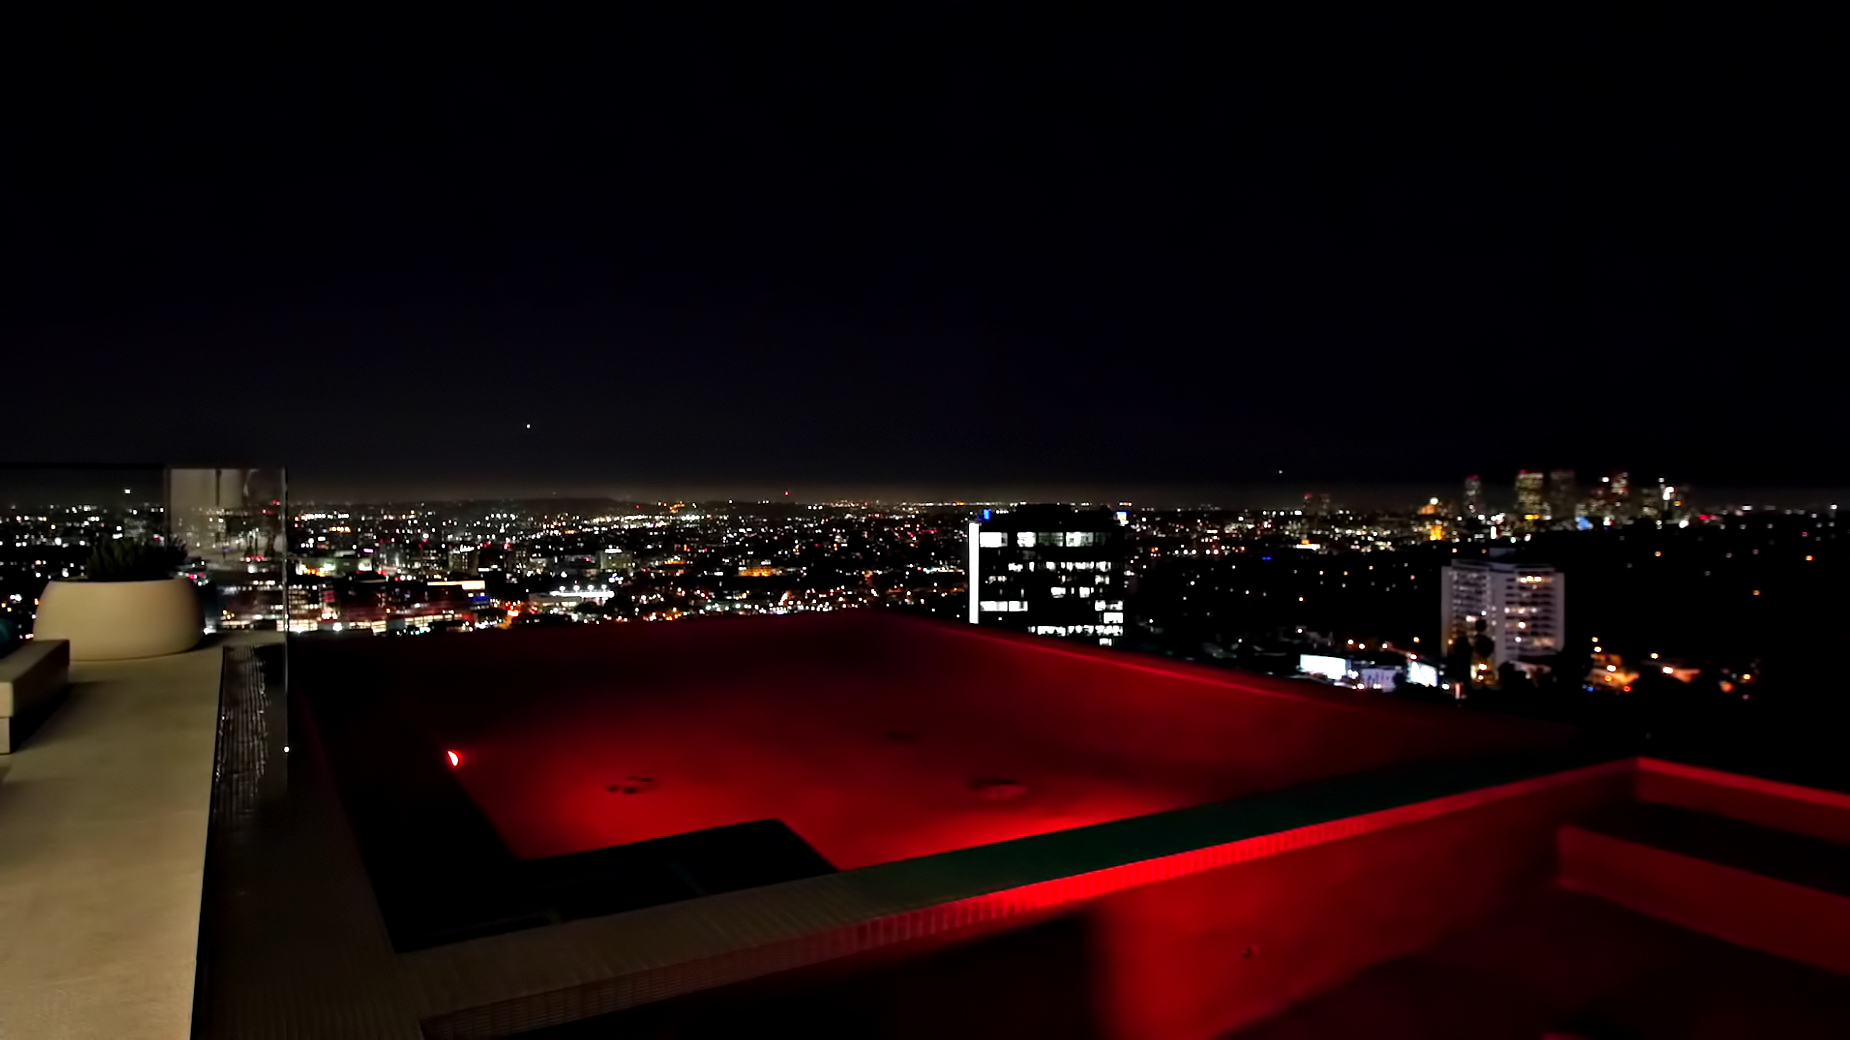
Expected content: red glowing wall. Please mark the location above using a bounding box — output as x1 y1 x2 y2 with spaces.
568 765 1631 1040
1087 767 1629 1040
1635 758 1850 845
1558 825 1850 977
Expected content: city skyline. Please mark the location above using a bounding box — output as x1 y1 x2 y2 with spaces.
277 479 1850 513
7 461 1841 516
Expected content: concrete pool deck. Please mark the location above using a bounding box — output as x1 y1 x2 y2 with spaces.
0 633 276 1039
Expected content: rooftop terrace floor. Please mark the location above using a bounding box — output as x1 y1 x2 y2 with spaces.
0 634 278 1039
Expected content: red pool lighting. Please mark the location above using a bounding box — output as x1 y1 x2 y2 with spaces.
276 614 1850 1039
300 612 1566 871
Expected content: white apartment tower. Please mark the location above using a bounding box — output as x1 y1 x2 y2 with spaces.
1440 557 1566 668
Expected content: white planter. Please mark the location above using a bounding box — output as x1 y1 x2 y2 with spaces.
33 577 203 661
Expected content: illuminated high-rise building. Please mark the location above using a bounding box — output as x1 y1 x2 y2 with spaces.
968 505 1131 645
597 548 637 575
1462 475 1486 520
1514 471 1546 523
1666 482 1691 521
1639 478 1690 523
1585 476 1611 522
1609 471 1632 520
1584 472 1637 524
448 547 482 575
1440 556 1566 671
1546 469 1577 523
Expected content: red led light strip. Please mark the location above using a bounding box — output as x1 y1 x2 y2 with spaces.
1637 757 1850 811
424 758 1631 1039
853 758 1628 935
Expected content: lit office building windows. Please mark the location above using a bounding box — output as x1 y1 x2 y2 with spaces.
1440 553 1566 680
968 506 1133 645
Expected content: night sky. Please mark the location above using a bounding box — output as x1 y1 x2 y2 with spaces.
4 9 1844 502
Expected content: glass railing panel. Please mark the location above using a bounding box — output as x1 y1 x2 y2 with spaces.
168 467 289 632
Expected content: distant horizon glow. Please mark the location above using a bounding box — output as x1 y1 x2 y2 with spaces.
274 479 1850 512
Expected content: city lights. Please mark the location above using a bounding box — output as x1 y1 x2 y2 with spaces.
1 475 1829 723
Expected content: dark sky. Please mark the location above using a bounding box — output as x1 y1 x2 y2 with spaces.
4 9 1844 501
